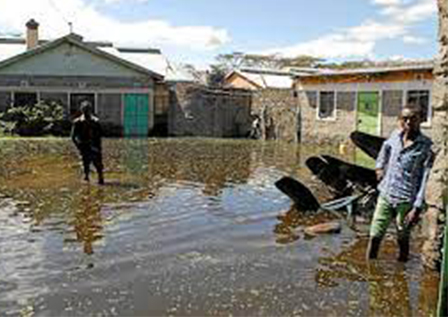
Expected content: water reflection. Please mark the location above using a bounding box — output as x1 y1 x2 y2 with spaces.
0 138 440 316
70 186 105 255
316 238 439 316
274 204 340 244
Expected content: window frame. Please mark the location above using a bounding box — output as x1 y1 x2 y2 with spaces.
316 90 337 121
405 89 431 127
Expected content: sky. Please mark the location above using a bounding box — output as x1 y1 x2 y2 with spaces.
0 0 438 69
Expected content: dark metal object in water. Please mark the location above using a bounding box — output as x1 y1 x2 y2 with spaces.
275 176 368 221
306 155 378 196
350 131 386 160
276 131 383 221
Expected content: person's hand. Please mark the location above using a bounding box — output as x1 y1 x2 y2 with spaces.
404 208 421 227
375 169 384 181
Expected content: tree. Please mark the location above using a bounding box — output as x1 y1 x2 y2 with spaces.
207 52 324 86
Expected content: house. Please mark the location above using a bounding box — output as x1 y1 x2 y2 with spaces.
224 67 295 90
294 62 434 143
0 19 179 137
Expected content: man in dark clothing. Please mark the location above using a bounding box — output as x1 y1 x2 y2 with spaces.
71 101 104 185
366 104 434 262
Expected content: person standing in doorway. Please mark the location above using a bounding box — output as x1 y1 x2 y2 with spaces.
71 100 104 185
366 104 434 262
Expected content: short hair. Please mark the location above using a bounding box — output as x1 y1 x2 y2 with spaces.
401 104 422 117
80 100 92 113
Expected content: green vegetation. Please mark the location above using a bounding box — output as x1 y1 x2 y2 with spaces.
0 101 71 137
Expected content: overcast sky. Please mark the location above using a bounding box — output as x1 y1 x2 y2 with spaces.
0 0 438 68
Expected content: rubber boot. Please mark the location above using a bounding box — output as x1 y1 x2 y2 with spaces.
83 162 90 182
397 235 410 262
98 170 104 185
366 236 382 260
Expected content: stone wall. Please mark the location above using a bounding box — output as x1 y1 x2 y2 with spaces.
381 90 402 137
251 88 299 143
299 90 357 144
168 83 253 138
422 0 448 271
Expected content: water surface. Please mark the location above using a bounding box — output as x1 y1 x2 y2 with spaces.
0 138 439 316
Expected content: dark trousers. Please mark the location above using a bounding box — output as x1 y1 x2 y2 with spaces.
80 147 103 178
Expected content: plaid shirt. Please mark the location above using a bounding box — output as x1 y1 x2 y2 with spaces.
376 129 434 209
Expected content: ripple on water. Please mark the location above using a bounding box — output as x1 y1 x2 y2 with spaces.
0 138 440 316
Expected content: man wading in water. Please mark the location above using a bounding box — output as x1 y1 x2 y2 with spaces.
71 101 104 185
366 104 434 262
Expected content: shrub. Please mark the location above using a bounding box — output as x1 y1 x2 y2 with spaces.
0 101 65 136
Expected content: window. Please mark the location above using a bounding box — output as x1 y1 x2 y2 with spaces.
406 90 430 123
318 91 336 120
14 92 37 107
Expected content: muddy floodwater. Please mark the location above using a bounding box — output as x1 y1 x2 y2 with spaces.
0 138 439 316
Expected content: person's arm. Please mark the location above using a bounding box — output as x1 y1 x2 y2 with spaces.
405 149 436 225
413 149 435 210
71 121 81 149
375 141 391 181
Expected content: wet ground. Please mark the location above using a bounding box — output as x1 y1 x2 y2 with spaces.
0 138 440 316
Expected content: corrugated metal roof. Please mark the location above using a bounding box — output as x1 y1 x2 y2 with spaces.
97 46 168 77
234 69 293 89
298 62 434 78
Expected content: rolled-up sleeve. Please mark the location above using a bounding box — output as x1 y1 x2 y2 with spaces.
376 141 391 170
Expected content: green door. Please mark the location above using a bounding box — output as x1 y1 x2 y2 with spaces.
356 92 380 168
357 92 379 135
124 94 149 137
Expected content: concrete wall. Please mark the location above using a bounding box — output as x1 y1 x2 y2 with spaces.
298 90 357 144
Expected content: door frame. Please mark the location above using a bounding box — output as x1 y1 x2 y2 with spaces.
355 90 382 136
123 93 151 137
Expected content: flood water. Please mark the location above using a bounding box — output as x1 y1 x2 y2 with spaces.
0 138 439 316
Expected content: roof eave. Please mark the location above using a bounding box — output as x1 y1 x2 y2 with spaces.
0 34 164 81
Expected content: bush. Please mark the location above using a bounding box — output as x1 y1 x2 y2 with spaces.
0 101 65 136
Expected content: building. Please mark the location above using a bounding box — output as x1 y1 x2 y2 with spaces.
294 62 434 143
224 68 294 90
0 19 177 137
